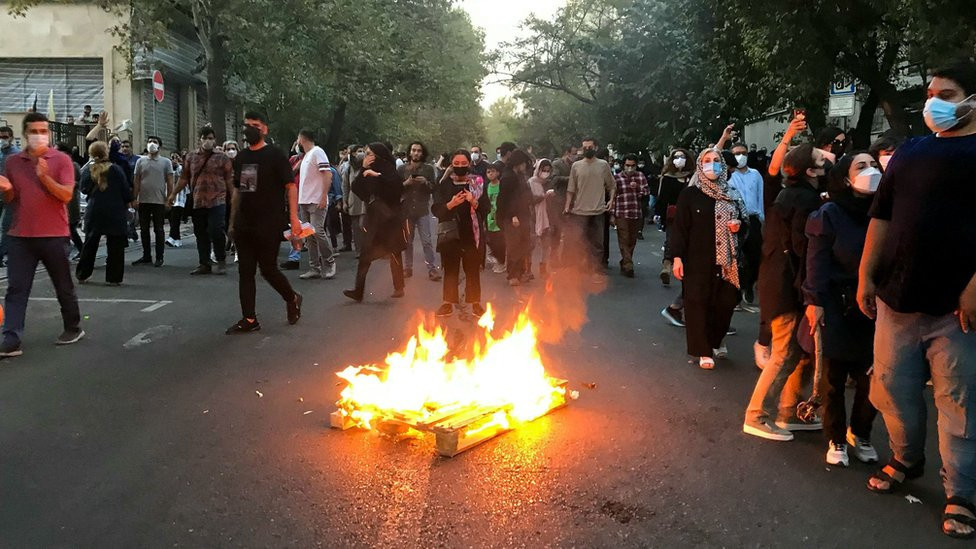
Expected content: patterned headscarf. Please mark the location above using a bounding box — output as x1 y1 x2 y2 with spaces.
691 148 746 288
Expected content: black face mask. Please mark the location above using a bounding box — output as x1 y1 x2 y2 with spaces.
453 166 469 177
583 149 596 159
242 126 262 145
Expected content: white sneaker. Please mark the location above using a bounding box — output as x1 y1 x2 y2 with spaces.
699 357 715 370
492 263 507 274
173 239 182 248
753 340 771 370
210 251 217 263
743 419 794 441
165 236 176 247
713 346 728 359
234 252 239 264
846 429 879 463
826 442 850 467
299 270 322 280
324 262 337 279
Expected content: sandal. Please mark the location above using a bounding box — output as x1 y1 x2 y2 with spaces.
699 357 715 370
866 457 925 494
943 497 976 539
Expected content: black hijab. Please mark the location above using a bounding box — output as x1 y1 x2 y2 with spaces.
367 142 397 177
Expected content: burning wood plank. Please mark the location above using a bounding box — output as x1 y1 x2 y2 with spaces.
329 304 570 457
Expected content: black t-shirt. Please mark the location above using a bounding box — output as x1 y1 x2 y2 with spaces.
869 132 976 316
233 144 293 236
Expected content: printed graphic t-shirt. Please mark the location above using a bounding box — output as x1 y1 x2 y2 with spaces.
233 144 293 236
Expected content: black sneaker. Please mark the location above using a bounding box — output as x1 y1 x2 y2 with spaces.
226 318 261 334
391 289 405 298
132 257 153 266
471 303 486 317
661 306 685 327
154 258 164 268
0 340 23 357
190 264 212 275
287 293 303 325
726 326 738 336
435 303 454 317
343 289 363 302
56 329 86 345
280 260 300 271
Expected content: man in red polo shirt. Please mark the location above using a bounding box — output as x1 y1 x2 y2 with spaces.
0 112 84 357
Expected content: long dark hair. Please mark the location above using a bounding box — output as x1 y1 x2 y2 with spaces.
367 142 396 175
662 148 693 176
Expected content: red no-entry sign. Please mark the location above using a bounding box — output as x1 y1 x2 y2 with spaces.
152 70 165 103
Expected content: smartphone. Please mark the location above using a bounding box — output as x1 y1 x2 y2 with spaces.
793 108 807 121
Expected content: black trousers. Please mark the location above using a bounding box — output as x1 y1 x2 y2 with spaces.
820 357 877 444
354 251 405 294
441 245 481 304
486 230 505 264
602 212 610 266
327 202 351 249
169 206 184 240
502 221 530 281
682 272 740 357
191 205 227 265
76 231 126 283
138 203 166 260
235 231 296 319
740 214 763 295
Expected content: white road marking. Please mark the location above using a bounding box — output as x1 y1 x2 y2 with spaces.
30 297 158 304
29 297 173 312
123 325 175 350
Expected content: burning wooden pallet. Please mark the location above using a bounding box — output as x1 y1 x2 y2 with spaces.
331 379 571 457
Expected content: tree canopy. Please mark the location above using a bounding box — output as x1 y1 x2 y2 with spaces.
8 0 487 155
494 0 976 155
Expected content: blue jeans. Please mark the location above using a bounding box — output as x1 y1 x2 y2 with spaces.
3 236 81 346
404 214 436 272
871 299 976 500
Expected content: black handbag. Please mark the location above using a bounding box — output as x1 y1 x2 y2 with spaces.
437 219 460 249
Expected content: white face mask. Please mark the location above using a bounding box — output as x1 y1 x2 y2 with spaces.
673 157 686 169
28 133 49 150
878 154 892 171
147 142 160 154
734 154 748 168
0 138 10 148
851 167 883 194
226 149 238 160
471 152 481 163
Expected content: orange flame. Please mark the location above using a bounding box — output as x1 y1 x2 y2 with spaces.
335 305 565 430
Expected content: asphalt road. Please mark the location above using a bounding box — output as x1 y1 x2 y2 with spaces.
0 227 958 548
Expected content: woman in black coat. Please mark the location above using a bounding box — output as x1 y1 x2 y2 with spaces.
495 149 535 285
799 152 880 467
343 142 407 302
77 141 133 285
431 149 491 317
668 148 747 370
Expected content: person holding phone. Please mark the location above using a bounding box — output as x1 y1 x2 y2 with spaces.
342 143 406 302
432 150 490 317
667 148 746 370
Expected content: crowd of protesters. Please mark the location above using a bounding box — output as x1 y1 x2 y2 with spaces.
1 59 975 539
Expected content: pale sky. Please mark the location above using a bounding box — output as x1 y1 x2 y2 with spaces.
461 0 564 109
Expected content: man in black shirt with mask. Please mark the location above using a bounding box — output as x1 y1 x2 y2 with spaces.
226 111 302 334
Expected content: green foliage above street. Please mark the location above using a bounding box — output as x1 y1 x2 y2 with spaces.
492 0 976 155
7 0 487 155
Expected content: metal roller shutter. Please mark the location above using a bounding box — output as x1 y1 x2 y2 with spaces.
143 82 180 151
0 58 103 120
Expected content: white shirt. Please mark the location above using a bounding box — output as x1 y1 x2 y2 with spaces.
298 146 332 205
729 167 764 221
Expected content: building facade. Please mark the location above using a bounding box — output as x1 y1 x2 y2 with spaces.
0 2 240 155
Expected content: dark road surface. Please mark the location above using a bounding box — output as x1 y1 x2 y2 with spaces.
0 228 958 548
